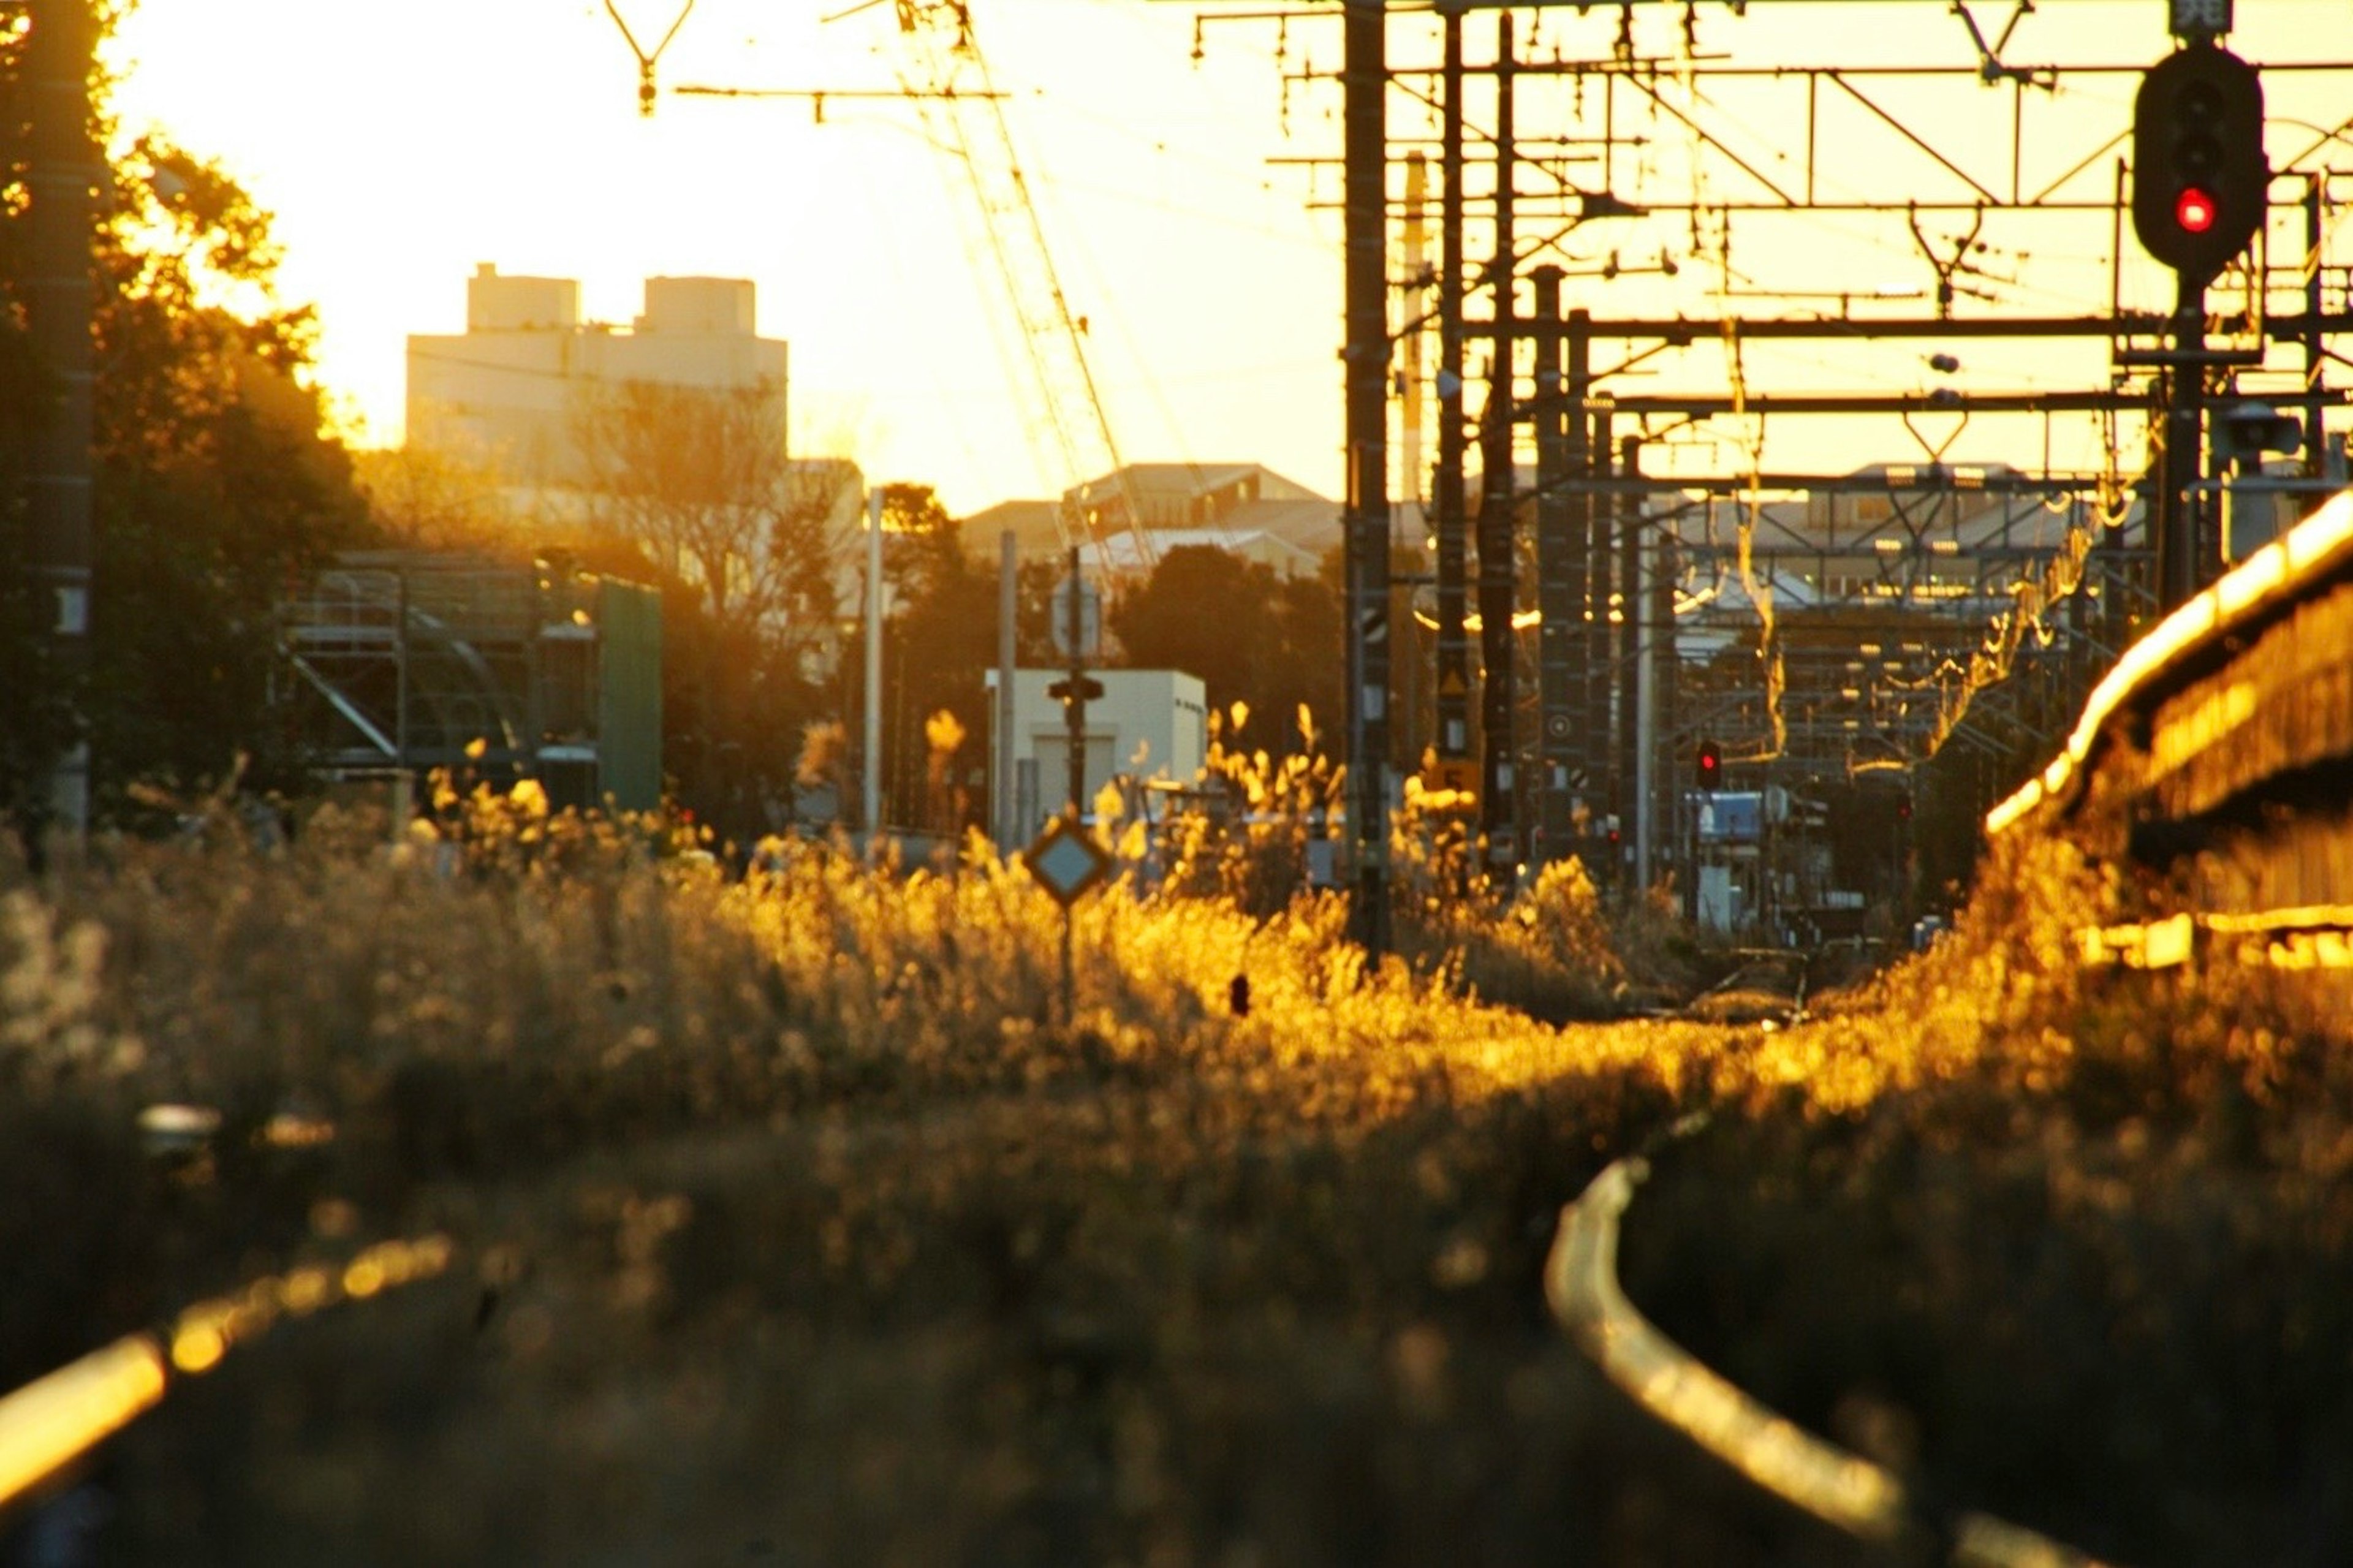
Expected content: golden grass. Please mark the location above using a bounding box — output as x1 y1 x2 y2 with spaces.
2 778 2349 1564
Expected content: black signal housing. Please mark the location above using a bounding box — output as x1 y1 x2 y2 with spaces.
2132 44 2266 283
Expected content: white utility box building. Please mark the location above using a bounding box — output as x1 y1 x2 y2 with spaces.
997 668 1208 843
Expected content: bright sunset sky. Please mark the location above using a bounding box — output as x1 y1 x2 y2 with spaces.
104 1 2347 517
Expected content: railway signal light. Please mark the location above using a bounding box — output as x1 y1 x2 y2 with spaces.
2132 44 2265 283
1696 740 1722 792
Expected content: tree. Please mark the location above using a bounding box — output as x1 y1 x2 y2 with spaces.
1108 545 1343 761
351 444 521 554
1 7 380 830
85 135 378 805
568 378 853 835
569 378 825 643
875 483 993 835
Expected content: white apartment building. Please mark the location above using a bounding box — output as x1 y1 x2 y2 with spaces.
406 264 790 487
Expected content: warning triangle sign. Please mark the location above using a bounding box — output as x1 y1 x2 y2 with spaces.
1438 670 1468 697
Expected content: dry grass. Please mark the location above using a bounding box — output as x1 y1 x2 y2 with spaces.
1 789 2348 1565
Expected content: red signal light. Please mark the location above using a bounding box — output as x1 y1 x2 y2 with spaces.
2175 186 2217 233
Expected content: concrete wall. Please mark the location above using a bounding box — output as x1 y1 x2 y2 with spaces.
998 668 1208 842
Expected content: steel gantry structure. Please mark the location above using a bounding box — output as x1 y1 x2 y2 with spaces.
1188 0 2353 947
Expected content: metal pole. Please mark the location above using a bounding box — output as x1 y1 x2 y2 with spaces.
1614 429 1640 881
2306 175 2327 484
1344 0 1392 950
997 529 1018 847
25 0 100 844
1477 9 1518 879
1654 495 1679 904
1398 151 1429 775
1064 544 1087 817
1585 392 1611 836
1434 10 1471 773
1401 150 1428 548
1633 455 1657 893
863 488 884 838
1532 266 1574 870
395 569 411 823
2158 274 2205 612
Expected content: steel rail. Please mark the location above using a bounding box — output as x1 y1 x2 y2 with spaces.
1545 1138 2118 1567
0 1235 455 1513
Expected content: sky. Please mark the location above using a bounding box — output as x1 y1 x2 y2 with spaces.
103 1 2352 518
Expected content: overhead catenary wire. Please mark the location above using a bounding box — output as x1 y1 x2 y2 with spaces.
604 0 697 116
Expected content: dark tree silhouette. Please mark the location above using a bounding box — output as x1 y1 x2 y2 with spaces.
877 485 995 834
0 37 382 828
1108 544 1343 759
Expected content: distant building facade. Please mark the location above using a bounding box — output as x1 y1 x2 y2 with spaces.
961 462 1338 576
406 263 790 487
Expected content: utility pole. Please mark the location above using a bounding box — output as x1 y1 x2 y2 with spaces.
1631 442 1658 892
1396 151 1429 776
1400 150 1428 548
25 0 100 846
2157 275 2208 612
1343 0 1392 952
1433 9 1472 778
1061 545 1091 818
1252 5 2347 867
996 530 1018 847
1476 9 1518 879
1585 388 1611 853
863 488 884 841
1531 266 1576 869
1614 428 1642 879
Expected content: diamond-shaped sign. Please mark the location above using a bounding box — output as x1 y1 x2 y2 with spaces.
1023 816 1113 907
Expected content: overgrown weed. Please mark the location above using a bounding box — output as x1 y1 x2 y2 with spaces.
6 776 2351 1564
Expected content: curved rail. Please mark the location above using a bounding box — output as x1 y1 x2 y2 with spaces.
1545 1143 2116 1568
0 1235 453 1513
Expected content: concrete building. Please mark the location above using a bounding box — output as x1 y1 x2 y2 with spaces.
996 668 1208 843
406 264 789 487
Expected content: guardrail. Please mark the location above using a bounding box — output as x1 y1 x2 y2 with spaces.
0 1235 454 1513
1545 1127 2117 1568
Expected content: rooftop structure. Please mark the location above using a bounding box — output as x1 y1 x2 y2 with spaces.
407 265 789 488
961 463 1338 574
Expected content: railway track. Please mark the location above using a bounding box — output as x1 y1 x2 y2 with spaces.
1546 1125 2118 1568
1538 493 2353 1558
0 1235 455 1520
1677 950 1811 1025
1987 487 2353 966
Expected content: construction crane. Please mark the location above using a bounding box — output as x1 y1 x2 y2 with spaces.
882 1 1151 575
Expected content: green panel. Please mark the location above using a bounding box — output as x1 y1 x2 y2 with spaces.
596 580 664 812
